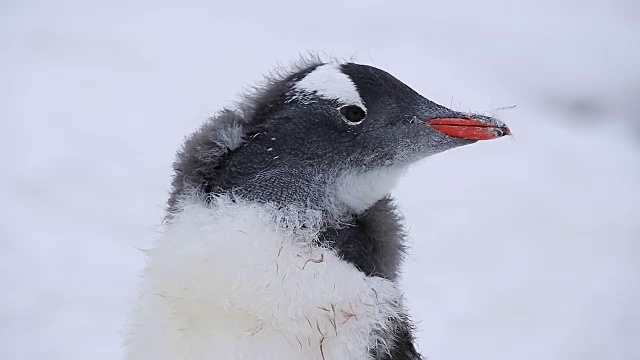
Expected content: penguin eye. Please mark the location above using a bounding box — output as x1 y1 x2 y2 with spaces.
339 105 366 124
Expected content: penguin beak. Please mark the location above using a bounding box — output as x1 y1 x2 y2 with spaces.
425 117 511 140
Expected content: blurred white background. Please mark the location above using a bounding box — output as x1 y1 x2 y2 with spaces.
2 0 639 359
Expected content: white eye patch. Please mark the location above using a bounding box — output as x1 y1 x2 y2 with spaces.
292 64 367 111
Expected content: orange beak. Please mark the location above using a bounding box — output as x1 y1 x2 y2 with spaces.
426 117 511 140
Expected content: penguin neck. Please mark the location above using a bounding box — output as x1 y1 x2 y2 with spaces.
226 165 329 211
221 162 407 221
205 133 409 221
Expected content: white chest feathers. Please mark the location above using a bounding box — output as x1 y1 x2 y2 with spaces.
125 196 403 360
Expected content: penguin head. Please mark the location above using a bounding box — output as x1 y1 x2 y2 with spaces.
245 62 509 172
171 60 509 214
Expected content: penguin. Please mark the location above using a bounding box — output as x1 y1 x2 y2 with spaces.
124 57 510 360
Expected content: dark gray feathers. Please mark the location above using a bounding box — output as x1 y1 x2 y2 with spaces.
318 197 407 281
167 58 323 213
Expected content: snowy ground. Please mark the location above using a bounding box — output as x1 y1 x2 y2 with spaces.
2 1 639 359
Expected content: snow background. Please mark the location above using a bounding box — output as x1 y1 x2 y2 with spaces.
2 0 639 359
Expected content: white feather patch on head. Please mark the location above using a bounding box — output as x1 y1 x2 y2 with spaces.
125 195 402 360
292 64 366 110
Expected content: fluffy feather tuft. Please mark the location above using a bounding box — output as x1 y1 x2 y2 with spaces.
125 195 404 360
